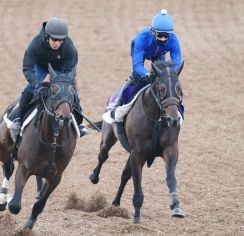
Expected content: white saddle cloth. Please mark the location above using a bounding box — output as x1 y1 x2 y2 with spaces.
103 85 150 124
3 110 81 141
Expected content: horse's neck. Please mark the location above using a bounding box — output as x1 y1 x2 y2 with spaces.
40 112 56 142
143 86 160 116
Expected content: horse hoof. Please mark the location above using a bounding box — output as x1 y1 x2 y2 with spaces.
133 216 140 224
0 202 7 211
112 200 120 207
89 174 99 184
23 216 37 230
172 207 185 218
8 201 21 215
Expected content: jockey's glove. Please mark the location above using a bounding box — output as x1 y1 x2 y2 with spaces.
34 84 45 94
136 73 154 85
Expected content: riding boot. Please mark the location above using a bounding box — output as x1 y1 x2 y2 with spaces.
8 88 33 133
110 76 133 119
73 93 89 138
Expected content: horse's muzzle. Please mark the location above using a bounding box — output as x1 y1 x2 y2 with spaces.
59 115 72 128
166 115 181 127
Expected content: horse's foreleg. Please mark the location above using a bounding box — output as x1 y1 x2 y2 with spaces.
35 176 43 199
164 146 185 218
0 160 14 211
90 134 117 184
131 150 145 224
112 157 131 206
8 163 28 215
24 175 61 229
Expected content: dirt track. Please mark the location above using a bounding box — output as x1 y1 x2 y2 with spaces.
0 0 243 235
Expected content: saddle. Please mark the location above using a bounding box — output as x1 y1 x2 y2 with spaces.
103 84 150 124
103 84 150 153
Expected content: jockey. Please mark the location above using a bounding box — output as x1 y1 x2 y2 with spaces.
111 9 183 119
8 17 88 137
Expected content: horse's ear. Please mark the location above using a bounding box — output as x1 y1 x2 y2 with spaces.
151 63 162 76
176 60 184 76
68 66 77 81
48 63 57 79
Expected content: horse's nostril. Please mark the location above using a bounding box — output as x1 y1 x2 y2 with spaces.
167 117 180 127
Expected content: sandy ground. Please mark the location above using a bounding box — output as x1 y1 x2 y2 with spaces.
0 0 243 235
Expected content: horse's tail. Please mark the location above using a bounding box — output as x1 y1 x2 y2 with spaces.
88 120 103 131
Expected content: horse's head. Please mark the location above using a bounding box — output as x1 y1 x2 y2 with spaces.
46 64 76 127
151 60 184 127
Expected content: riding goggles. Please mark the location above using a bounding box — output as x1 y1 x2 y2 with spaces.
154 32 170 39
49 36 65 42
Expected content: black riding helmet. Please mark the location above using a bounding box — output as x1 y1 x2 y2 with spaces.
45 17 68 39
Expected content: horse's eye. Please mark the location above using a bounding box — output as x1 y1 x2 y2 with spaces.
50 84 60 96
159 84 166 99
69 86 75 96
175 82 183 99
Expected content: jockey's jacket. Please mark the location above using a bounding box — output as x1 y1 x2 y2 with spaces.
130 28 182 78
23 22 78 87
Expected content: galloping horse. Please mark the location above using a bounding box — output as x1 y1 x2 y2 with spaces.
90 61 185 223
0 64 78 229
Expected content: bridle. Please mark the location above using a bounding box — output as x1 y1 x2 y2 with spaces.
143 66 182 123
37 76 76 149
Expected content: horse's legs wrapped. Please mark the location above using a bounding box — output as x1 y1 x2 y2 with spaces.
164 147 185 217
112 157 131 206
0 160 15 211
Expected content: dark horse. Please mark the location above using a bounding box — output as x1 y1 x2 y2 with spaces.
0 64 77 229
90 61 185 223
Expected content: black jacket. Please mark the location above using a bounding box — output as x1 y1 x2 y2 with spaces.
23 22 78 87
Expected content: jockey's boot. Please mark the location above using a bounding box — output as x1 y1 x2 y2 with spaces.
8 88 33 134
78 124 89 137
110 76 133 119
73 97 89 138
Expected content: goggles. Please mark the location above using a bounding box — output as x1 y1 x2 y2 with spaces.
154 31 170 39
49 36 65 42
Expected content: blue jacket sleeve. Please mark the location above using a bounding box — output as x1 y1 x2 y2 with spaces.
132 38 148 78
168 35 182 71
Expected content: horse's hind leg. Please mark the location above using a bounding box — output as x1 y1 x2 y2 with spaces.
24 175 61 229
0 160 14 211
130 151 146 224
164 146 185 218
112 158 131 206
8 163 29 214
90 126 117 184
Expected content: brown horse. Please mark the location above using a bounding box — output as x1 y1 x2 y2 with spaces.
90 61 185 223
0 64 78 229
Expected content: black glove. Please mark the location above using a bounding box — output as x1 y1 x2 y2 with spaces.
137 74 152 85
34 84 45 94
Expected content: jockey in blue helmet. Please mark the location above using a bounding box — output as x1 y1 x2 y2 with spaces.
111 9 183 119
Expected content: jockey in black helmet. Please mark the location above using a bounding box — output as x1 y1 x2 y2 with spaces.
8 17 88 138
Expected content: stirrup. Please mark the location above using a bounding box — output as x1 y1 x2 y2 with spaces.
10 118 21 132
110 107 117 119
79 124 89 137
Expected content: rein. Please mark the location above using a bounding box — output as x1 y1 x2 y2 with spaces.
141 86 167 123
141 73 181 123
37 93 72 150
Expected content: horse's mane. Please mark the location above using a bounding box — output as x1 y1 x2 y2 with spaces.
154 60 173 70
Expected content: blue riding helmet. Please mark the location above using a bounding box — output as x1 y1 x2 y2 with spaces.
151 9 174 33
